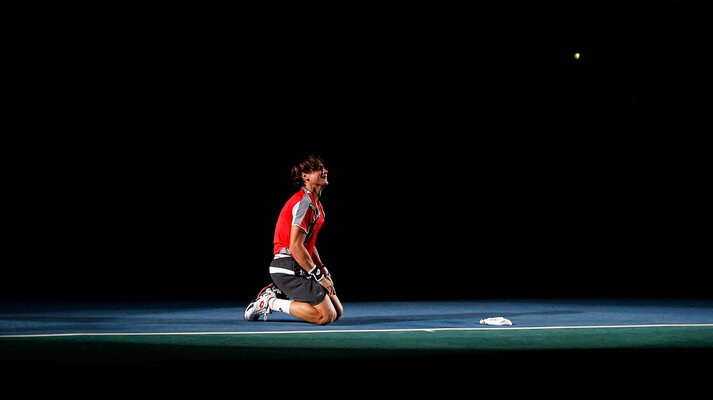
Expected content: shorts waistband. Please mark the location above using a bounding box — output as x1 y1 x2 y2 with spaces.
274 248 292 260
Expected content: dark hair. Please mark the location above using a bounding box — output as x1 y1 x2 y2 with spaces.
290 154 325 186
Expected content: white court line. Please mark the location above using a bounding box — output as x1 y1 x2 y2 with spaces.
1 323 712 338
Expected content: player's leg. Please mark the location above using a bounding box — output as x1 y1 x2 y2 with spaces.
328 293 343 322
245 286 343 325
289 296 337 325
248 257 343 325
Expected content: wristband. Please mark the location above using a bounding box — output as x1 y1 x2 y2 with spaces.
320 265 330 276
307 265 324 281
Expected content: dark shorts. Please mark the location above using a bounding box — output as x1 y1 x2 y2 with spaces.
270 257 326 306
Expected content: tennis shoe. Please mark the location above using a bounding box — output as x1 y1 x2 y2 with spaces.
257 283 285 299
244 284 277 321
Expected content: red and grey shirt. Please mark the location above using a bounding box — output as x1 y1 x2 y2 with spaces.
273 187 325 259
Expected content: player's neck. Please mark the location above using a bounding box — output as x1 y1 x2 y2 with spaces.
304 184 324 201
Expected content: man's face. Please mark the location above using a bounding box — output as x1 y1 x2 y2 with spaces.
303 163 328 186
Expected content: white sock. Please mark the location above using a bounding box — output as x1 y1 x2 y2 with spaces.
268 297 292 315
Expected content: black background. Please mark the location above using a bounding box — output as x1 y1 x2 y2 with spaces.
4 1 708 302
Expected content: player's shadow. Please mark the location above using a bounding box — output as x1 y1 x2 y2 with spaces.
335 310 583 326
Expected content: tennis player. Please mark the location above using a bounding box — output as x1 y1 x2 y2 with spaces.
244 154 343 325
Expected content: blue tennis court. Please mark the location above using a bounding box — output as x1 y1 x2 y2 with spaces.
2 298 711 397
2 298 711 348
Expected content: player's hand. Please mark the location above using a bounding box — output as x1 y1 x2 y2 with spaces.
319 275 336 296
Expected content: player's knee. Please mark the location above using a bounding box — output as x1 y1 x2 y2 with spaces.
333 308 343 322
315 310 337 326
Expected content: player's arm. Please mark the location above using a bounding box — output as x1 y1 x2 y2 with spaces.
290 225 334 294
289 225 317 273
312 246 323 268
312 245 334 288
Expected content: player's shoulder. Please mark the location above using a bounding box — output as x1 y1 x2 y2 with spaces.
286 187 311 204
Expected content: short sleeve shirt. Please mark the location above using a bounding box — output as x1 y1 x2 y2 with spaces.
273 187 325 258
